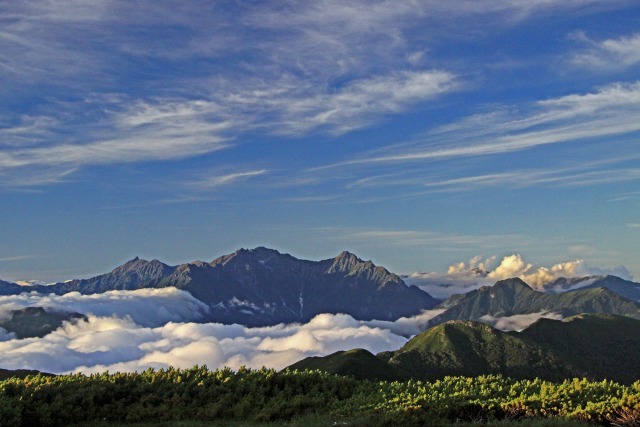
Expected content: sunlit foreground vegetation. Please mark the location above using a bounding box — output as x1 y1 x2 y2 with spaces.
1 367 639 426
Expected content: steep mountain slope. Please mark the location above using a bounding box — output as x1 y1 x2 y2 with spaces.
42 257 178 294
518 313 640 382
289 314 640 384
581 276 640 301
429 278 640 328
387 320 568 382
0 248 440 326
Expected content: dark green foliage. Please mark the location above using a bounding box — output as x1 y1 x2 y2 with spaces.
291 314 640 384
1 367 638 426
387 320 570 382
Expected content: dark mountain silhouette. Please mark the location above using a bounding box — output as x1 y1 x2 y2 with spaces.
0 247 440 327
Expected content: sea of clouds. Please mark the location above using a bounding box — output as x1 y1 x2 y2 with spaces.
3 253 632 375
0 287 559 375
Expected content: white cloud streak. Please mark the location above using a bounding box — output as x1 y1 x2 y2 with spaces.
479 311 564 332
316 81 640 170
0 70 456 186
189 169 268 190
572 31 640 70
3 1 631 187
341 229 525 251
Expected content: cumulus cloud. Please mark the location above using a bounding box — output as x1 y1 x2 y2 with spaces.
408 254 635 298
487 254 633 289
405 256 497 299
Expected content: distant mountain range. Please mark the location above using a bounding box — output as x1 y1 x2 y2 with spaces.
289 314 640 384
2 248 640 334
546 275 640 301
429 278 640 329
0 247 440 327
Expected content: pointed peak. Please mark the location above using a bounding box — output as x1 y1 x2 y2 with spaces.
493 277 532 289
327 251 369 274
211 246 288 267
115 256 146 270
335 251 361 262
111 256 172 275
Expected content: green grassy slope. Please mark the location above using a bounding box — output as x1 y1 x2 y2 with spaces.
287 348 406 381
288 314 640 384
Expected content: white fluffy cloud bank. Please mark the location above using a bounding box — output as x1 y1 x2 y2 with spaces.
406 254 633 298
0 313 410 375
0 288 210 326
0 289 450 374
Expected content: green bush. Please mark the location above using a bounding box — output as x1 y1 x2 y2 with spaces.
0 367 638 426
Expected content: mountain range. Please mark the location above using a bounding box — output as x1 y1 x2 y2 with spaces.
0 247 440 327
289 313 640 384
2 248 640 334
546 275 640 301
428 278 640 329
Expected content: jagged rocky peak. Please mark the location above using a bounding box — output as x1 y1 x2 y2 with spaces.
210 246 286 267
113 256 168 272
327 251 367 273
104 257 175 285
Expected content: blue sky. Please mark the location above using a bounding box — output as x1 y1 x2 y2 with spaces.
1 0 639 282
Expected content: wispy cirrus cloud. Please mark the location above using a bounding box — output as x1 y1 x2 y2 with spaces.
571 31 640 70
341 158 640 194
335 229 527 251
2 0 630 190
314 81 640 171
188 169 268 190
0 69 457 187
0 255 36 263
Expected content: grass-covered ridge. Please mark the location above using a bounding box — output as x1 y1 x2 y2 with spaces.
291 313 640 384
1 367 639 426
